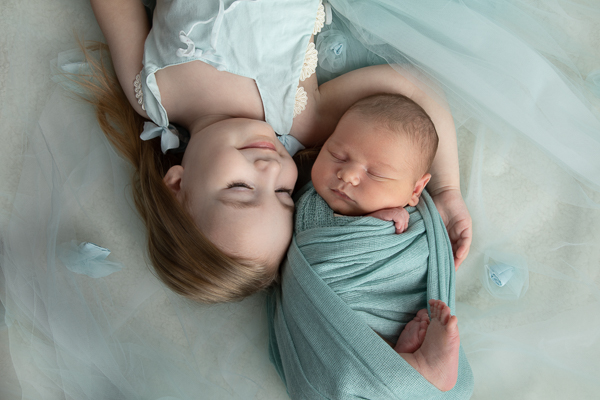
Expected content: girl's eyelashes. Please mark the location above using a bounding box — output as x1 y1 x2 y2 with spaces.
227 182 292 195
227 182 253 189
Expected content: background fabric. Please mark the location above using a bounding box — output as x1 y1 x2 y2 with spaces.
1 0 599 399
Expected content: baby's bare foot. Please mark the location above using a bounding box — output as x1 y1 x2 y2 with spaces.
395 308 429 353
399 299 460 392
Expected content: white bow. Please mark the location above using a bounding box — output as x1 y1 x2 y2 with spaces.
176 31 203 58
140 121 180 154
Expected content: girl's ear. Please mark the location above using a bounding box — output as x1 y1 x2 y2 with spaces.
163 165 184 200
407 173 431 207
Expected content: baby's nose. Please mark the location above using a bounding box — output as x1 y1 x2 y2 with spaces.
338 165 360 186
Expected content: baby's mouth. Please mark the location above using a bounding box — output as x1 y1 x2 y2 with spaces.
331 188 355 202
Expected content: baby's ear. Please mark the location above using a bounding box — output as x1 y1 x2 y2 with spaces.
163 165 184 201
407 173 431 207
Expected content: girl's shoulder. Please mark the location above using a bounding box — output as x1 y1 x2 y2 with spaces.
154 61 265 128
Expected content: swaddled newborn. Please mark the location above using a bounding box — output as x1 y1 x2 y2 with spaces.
312 94 457 390
267 94 473 399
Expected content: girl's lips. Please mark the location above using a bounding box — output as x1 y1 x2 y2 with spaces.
241 141 277 151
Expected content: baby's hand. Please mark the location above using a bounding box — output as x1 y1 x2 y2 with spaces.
367 207 410 234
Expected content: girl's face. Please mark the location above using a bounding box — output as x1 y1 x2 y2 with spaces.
167 118 298 270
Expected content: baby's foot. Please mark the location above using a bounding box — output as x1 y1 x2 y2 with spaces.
399 299 460 392
394 308 429 353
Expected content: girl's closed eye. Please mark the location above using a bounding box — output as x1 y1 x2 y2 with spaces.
227 182 253 189
228 182 292 195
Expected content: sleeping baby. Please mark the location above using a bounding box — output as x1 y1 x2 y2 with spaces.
285 93 463 393
311 93 436 233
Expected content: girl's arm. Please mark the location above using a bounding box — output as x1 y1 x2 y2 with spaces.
90 0 150 118
300 64 460 191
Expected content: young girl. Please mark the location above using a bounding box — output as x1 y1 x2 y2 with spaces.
89 0 471 303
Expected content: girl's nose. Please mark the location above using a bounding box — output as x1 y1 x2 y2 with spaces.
337 164 360 186
254 158 281 174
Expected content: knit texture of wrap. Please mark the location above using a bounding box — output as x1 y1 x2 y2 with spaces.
267 183 474 399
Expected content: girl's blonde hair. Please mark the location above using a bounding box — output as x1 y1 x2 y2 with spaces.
72 42 276 302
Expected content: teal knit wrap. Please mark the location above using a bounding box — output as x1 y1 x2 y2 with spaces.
267 184 474 399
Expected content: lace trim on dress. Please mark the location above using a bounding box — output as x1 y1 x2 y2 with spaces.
134 73 145 111
294 1 323 118
293 86 308 118
314 1 325 35
300 42 318 82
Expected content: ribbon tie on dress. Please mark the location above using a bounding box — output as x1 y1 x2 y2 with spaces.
140 121 180 154
176 31 203 58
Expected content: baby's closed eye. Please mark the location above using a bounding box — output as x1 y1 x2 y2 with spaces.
329 151 345 162
366 170 390 181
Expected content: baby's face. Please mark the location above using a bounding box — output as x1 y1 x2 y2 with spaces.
312 113 421 216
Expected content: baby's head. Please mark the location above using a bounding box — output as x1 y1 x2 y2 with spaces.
161 118 297 301
312 94 438 216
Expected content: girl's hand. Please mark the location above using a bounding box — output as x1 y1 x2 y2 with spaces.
367 207 410 234
431 189 472 270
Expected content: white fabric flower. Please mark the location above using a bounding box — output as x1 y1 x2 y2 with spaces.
176 31 204 58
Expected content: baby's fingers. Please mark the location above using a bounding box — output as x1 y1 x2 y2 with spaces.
367 207 409 234
394 209 410 234
394 220 408 234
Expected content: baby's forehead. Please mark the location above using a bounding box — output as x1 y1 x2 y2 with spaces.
360 129 420 157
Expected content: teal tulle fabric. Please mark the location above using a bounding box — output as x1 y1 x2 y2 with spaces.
2 0 600 399
318 0 600 198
